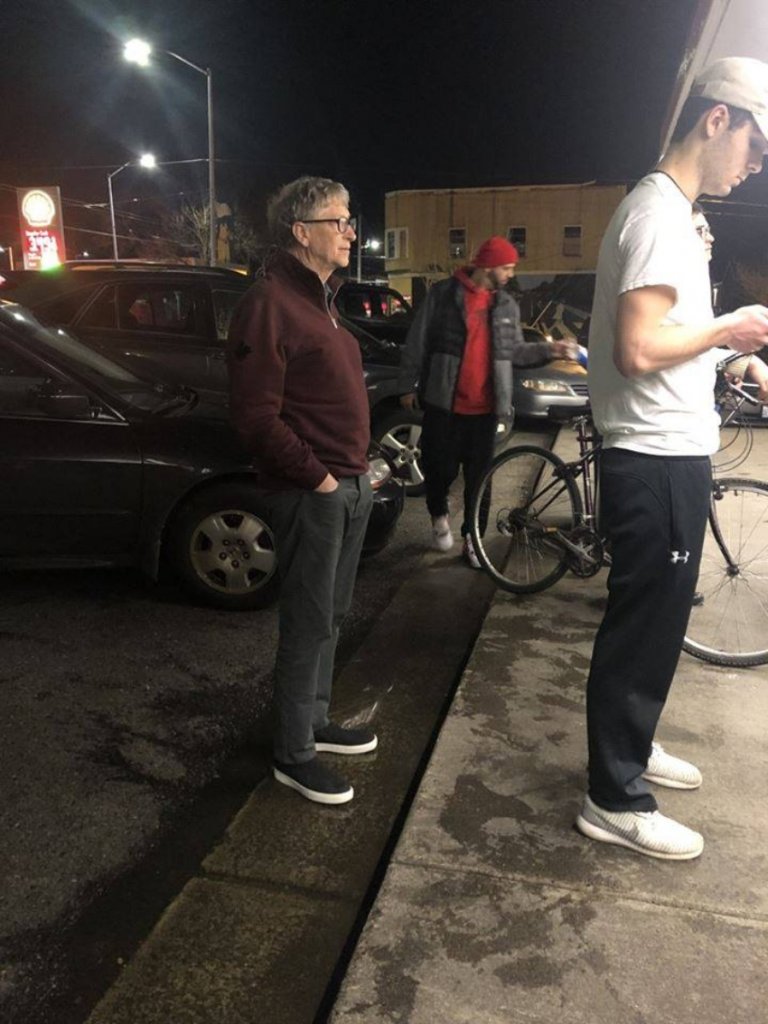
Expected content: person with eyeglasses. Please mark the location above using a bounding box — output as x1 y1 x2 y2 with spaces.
227 176 376 806
692 202 714 261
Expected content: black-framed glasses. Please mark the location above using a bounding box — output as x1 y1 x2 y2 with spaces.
298 217 357 234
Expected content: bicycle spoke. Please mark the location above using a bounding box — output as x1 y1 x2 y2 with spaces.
684 479 768 666
470 445 582 594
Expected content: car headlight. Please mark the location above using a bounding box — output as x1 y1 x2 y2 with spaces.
520 379 573 394
367 455 393 490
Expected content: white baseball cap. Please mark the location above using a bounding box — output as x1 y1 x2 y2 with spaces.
691 56 768 140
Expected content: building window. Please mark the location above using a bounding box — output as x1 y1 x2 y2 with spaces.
507 227 527 258
563 225 582 257
385 226 408 260
449 228 466 259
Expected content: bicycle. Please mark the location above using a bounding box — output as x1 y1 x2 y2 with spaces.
470 366 768 668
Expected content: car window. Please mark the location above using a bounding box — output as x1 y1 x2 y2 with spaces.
343 287 411 321
343 290 371 318
212 289 245 341
36 288 95 325
381 290 411 317
0 341 61 417
115 284 198 334
78 284 119 328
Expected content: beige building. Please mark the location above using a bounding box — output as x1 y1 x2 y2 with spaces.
384 182 626 301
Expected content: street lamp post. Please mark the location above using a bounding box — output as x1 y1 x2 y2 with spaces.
107 153 156 260
124 39 216 265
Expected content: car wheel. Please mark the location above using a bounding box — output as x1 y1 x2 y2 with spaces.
168 484 279 611
373 409 425 497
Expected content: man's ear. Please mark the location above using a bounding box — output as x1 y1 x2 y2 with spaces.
292 221 310 248
704 102 731 138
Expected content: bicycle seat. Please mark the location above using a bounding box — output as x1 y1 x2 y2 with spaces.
548 402 591 422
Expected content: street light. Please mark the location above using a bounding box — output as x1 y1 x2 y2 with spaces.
107 153 156 260
124 38 216 265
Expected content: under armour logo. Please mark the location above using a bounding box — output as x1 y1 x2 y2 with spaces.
670 550 690 565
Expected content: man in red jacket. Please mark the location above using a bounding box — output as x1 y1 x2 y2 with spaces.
227 177 376 806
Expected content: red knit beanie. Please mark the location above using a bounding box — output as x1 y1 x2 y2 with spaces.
473 236 519 268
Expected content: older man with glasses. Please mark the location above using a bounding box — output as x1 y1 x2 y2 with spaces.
227 176 376 806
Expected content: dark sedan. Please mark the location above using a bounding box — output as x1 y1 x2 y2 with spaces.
0 302 403 610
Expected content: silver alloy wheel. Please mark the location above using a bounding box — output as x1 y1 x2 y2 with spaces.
188 507 277 595
378 421 425 490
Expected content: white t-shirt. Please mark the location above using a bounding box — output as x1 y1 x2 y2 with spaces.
588 172 720 455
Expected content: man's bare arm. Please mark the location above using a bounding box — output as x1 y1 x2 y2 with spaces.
614 286 768 378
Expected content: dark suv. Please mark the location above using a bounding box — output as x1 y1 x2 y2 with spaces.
3 262 406 429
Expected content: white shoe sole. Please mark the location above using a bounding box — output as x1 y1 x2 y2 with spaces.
575 814 704 861
642 770 701 790
315 735 378 755
273 768 354 805
432 536 454 552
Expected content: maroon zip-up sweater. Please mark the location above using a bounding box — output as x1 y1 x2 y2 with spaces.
227 249 370 491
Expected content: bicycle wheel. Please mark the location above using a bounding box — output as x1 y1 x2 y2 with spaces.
470 444 582 594
683 477 768 667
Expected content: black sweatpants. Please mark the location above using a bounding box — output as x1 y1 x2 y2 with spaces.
586 448 712 811
421 406 498 536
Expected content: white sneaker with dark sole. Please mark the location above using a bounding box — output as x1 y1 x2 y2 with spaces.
273 759 353 805
643 742 702 789
576 795 703 861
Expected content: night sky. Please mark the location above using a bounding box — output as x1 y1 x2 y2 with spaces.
1 0 766 265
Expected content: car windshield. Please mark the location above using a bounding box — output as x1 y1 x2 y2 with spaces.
0 301 192 412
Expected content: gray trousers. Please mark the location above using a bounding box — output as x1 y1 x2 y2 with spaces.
262 475 373 765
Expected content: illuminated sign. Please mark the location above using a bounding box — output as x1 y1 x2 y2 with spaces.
16 186 66 270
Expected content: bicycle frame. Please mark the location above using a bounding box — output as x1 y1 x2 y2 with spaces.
564 415 602 528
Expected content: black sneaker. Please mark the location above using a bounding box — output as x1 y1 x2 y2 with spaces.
314 722 378 755
273 758 353 805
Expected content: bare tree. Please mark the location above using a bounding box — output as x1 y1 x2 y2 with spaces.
169 203 211 261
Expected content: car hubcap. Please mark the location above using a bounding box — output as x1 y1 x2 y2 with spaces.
380 424 424 488
189 509 276 595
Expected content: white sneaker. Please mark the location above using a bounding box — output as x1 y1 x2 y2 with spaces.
576 795 703 861
462 534 481 569
431 515 454 552
643 742 702 790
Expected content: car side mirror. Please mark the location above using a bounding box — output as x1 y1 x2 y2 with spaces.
33 383 95 420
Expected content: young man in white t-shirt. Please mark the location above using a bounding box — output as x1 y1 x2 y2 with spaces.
576 58 768 861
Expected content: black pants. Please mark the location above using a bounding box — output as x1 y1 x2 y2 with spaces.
260 476 373 764
586 449 711 811
421 406 498 536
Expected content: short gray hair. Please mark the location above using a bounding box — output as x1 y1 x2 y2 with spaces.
267 176 350 249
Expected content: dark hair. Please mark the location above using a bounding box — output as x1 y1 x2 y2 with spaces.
266 176 350 249
669 96 755 144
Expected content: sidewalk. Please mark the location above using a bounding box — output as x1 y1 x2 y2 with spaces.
329 428 768 1024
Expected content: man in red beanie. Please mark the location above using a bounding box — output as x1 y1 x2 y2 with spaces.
398 236 574 566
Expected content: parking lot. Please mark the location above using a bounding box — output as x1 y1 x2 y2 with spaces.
0 426 547 1024
0 485 432 1024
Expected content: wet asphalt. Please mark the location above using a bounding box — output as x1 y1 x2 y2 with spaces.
0 424 553 1024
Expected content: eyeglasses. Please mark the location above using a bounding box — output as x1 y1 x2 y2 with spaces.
298 217 357 234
